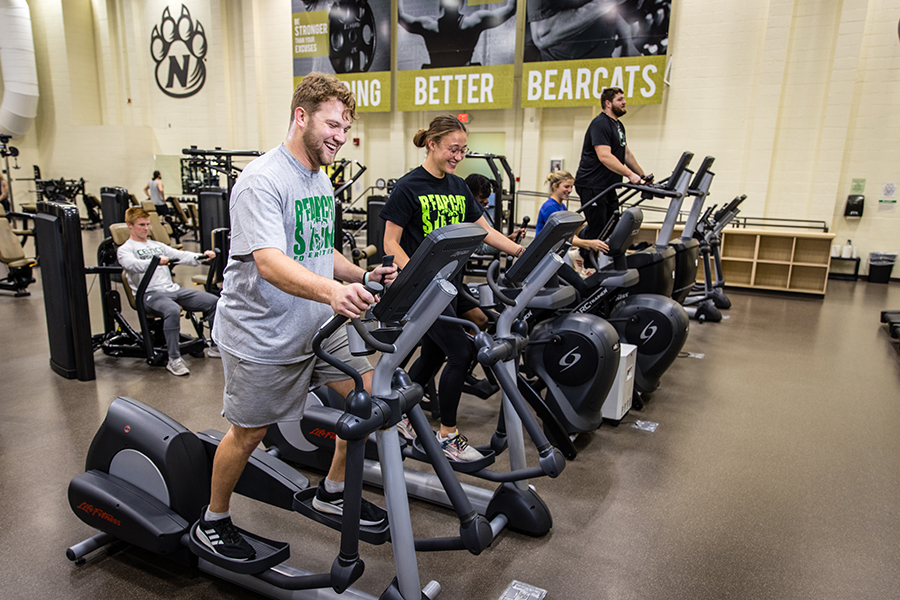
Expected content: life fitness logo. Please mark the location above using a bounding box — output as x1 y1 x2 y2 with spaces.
76 502 122 527
151 5 207 98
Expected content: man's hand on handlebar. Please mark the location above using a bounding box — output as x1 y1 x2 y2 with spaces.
194 250 216 263
369 262 398 286
641 173 654 184
627 172 642 185
331 283 375 319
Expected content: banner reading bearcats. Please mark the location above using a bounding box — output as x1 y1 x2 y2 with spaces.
292 0 392 112
522 0 671 107
396 0 517 111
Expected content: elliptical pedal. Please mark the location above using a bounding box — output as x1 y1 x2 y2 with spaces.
292 488 391 545
187 521 289 575
406 434 496 474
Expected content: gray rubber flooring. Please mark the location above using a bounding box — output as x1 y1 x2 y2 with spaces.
1 229 898 600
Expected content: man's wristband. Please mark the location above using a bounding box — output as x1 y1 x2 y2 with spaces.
363 271 369 286
514 246 525 258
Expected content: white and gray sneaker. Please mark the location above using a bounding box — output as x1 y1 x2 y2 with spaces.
166 357 190 376
207 344 221 358
437 431 484 462
396 416 416 441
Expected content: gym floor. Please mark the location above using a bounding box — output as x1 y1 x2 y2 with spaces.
1 229 899 600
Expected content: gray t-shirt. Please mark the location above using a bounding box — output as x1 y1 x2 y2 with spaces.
148 180 165 207
213 144 336 364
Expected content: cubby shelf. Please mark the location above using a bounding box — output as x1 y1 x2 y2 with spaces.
633 225 834 295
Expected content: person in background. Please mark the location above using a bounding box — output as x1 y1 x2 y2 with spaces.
536 170 609 299
575 86 651 246
144 171 170 216
462 172 526 330
117 206 219 376
0 173 9 212
381 115 524 463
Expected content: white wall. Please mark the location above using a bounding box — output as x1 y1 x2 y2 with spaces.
3 0 897 273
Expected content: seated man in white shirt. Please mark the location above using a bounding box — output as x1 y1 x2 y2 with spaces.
117 206 219 376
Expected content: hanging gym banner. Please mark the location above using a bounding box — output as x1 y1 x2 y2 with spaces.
292 0 392 113
521 0 671 107
396 0 517 111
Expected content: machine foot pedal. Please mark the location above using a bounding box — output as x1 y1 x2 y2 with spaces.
188 521 289 575
880 310 900 323
292 489 390 545
408 435 496 474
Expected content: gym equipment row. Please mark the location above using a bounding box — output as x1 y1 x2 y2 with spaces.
67 222 506 600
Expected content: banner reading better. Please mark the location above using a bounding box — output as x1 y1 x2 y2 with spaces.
396 0 516 111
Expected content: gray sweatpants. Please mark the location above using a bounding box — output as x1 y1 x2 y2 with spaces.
143 287 218 359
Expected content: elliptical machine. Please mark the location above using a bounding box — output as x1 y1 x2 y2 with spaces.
684 194 747 313
516 210 641 457
266 215 582 535
66 222 492 600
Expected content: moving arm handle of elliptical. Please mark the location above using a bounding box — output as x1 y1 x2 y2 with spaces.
313 279 385 392
487 260 516 307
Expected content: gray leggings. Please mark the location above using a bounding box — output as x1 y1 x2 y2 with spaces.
143 287 218 359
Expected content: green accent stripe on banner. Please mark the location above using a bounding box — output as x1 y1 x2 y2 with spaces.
522 56 666 107
293 72 392 113
397 65 514 111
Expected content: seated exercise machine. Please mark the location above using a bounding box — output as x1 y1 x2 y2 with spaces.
0 215 36 296
67 221 491 600
266 217 577 538
91 223 213 366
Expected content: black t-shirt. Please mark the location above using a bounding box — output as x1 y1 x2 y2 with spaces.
380 166 484 260
575 112 627 191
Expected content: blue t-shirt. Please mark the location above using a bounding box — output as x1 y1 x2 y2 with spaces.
536 197 565 234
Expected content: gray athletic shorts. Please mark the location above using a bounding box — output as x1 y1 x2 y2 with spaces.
220 325 373 428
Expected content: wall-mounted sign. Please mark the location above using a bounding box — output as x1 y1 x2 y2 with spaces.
292 0 392 112
396 0 517 111
521 0 670 107
151 5 207 99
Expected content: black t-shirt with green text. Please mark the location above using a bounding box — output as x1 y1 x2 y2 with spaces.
380 165 484 260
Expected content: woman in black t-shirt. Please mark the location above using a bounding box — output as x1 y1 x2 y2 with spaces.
381 115 524 463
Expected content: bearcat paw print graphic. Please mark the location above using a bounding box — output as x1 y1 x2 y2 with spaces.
151 5 207 98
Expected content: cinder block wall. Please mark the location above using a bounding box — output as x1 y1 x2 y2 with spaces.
2 0 896 272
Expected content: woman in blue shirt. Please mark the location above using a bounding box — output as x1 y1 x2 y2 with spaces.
535 170 609 298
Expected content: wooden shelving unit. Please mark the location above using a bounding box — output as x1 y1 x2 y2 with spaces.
633 225 834 295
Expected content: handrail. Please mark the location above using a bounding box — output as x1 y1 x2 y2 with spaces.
729 216 828 233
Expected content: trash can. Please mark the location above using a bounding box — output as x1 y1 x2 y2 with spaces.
868 252 897 284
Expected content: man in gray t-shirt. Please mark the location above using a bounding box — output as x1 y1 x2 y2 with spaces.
196 73 396 561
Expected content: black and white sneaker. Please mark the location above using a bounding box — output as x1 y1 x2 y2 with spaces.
195 513 256 560
311 481 387 527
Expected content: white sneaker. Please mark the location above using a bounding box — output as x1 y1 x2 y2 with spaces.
207 344 221 358
396 416 416 441
167 357 190 376
437 431 484 462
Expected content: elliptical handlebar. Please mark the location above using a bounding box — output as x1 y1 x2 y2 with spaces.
312 281 385 392
486 260 517 307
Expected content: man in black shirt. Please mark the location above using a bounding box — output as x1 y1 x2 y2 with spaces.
575 86 650 243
